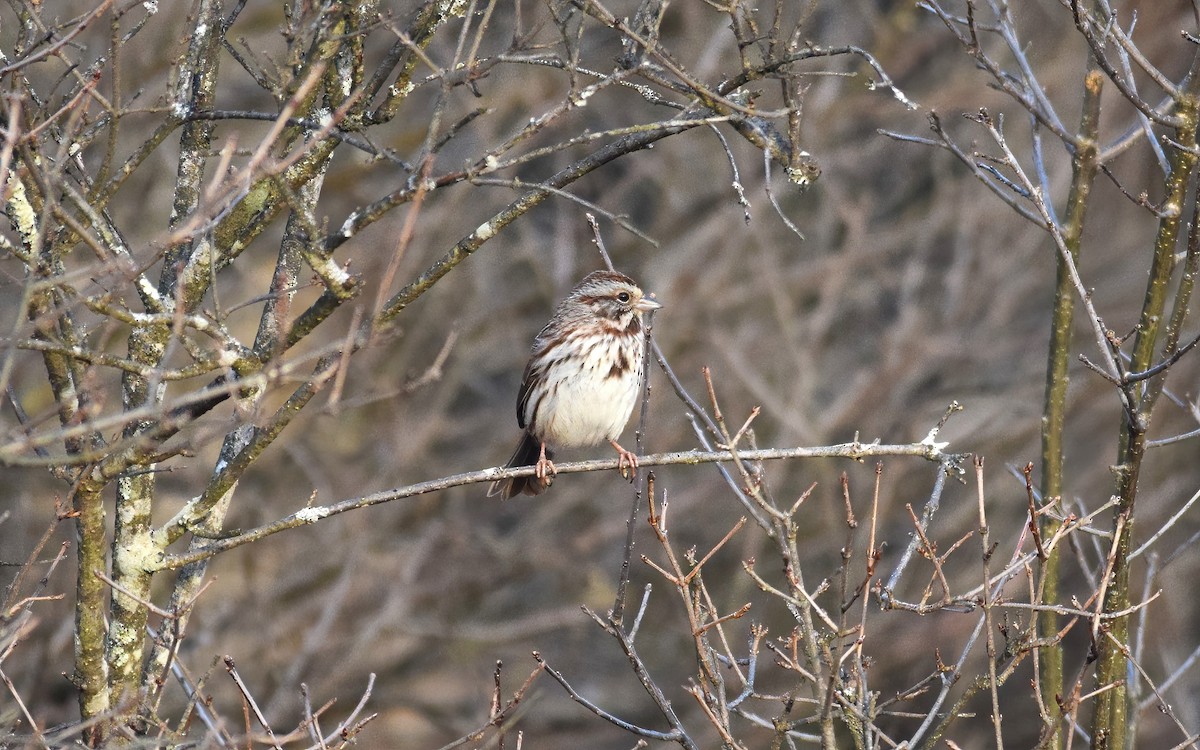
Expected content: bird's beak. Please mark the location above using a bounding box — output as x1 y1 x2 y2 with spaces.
636 295 663 312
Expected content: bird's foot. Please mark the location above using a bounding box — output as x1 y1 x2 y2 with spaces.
610 439 638 481
535 442 557 480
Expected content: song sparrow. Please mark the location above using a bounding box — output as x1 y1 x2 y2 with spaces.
488 270 662 499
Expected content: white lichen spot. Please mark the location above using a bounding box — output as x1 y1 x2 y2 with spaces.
313 257 350 287
316 108 333 128
919 428 949 453
216 348 239 368
230 424 254 453
388 81 415 100
138 278 166 309
787 167 812 187
195 22 208 38
6 172 39 241
475 221 496 241
438 0 468 18
143 0 158 12
326 262 351 286
114 534 163 575
68 142 81 157
483 154 499 171
294 507 328 523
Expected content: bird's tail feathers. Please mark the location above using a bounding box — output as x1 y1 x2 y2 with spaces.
487 433 554 499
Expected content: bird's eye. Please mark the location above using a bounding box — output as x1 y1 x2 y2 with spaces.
617 292 631 303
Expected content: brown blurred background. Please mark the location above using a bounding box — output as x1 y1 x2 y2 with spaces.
3 0 1200 747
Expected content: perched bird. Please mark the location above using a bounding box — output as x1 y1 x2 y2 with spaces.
489 270 662 499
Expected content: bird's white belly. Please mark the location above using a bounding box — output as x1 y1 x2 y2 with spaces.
536 343 641 448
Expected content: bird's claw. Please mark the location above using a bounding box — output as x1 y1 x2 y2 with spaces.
611 439 638 482
535 456 557 480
